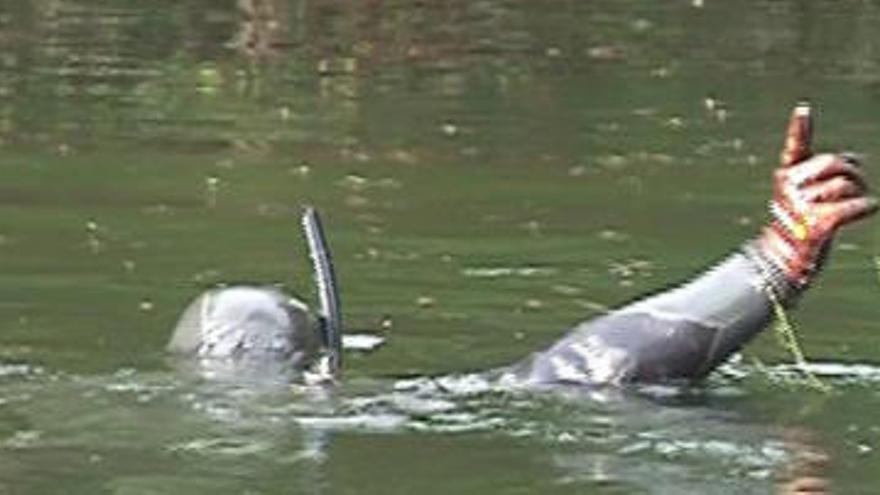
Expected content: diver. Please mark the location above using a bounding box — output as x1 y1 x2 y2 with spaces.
167 207 344 382
168 103 878 387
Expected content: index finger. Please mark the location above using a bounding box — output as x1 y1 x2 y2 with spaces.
780 101 813 168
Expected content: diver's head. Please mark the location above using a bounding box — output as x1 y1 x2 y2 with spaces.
167 206 343 381
167 286 320 369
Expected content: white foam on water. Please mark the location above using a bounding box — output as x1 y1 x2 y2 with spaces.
342 333 386 351
460 266 556 278
294 413 408 432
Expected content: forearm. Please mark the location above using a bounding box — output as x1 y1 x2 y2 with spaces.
509 243 795 386
613 244 795 378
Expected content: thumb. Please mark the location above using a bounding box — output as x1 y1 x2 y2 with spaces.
780 102 813 168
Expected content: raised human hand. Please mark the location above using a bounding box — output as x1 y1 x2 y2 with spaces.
754 103 878 289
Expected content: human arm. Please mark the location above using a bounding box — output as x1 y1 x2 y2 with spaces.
510 105 877 386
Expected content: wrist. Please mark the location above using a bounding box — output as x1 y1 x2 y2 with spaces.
743 230 812 305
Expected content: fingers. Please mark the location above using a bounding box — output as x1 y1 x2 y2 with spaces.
800 175 866 203
780 102 813 167
783 154 868 189
773 151 876 238
820 196 879 231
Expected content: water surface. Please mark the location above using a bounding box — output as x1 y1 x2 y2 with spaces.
1 1 880 493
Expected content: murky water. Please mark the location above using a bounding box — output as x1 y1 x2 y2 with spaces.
1 1 880 493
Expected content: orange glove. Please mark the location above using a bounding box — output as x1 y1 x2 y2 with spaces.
753 103 878 289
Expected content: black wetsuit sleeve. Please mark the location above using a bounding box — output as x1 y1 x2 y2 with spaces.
507 247 795 386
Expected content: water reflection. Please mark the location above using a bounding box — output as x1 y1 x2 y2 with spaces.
231 0 287 60
2 360 878 493
3 0 880 153
776 428 831 495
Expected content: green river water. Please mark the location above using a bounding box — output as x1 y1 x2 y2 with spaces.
0 1 879 493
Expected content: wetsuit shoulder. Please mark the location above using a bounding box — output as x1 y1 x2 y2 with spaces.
509 312 720 385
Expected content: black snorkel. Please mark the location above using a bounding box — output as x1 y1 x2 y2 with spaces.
301 206 343 379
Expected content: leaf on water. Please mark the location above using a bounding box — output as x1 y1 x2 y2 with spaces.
523 299 544 310
874 256 880 286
